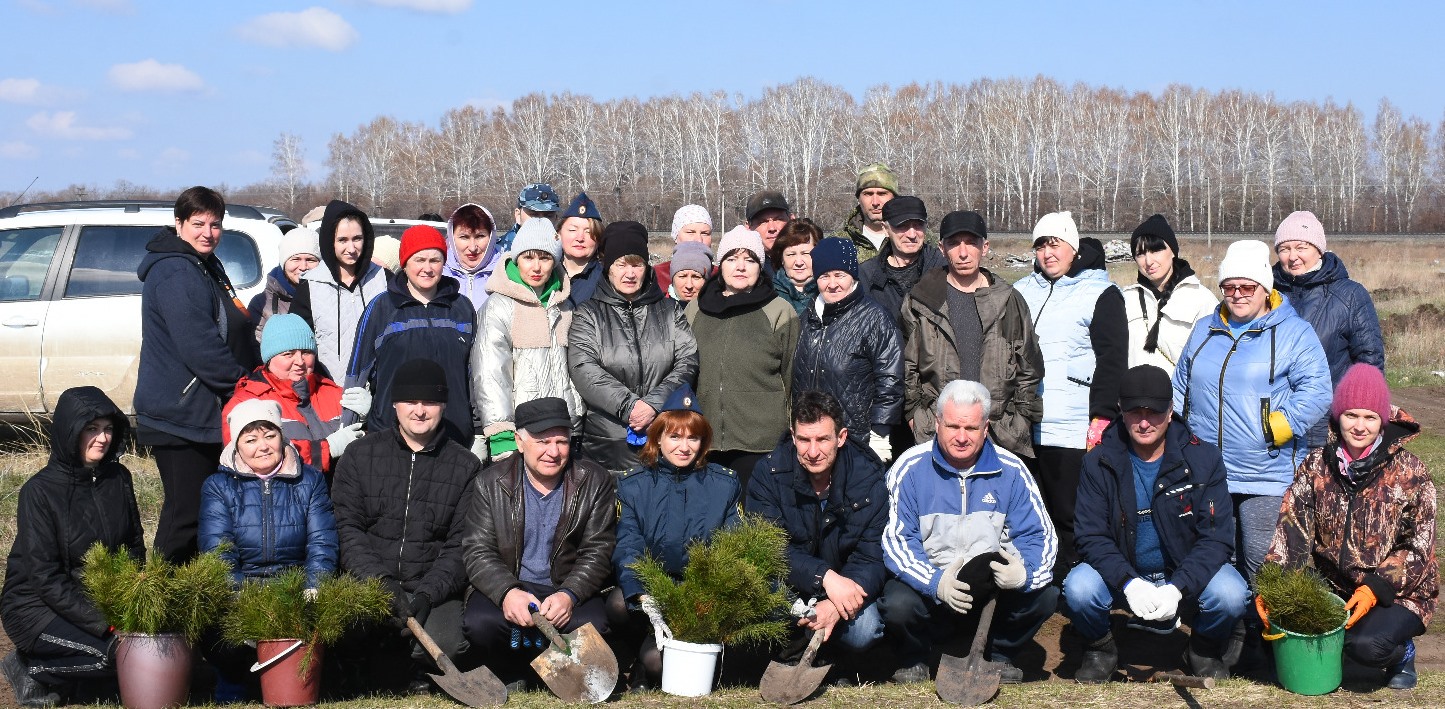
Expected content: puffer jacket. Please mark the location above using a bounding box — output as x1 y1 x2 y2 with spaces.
291 200 389 381
471 261 581 452
792 287 904 440
685 279 799 453
331 426 480 603
900 268 1043 457
771 267 817 315
462 454 617 605
857 239 948 320
568 274 699 472
445 202 503 310
223 367 344 474
1076 418 1235 598
747 436 889 599
614 461 741 599
1015 256 1128 449
1273 253 1386 448
1 387 144 651
248 267 298 345
1266 408 1437 625
199 445 337 589
1121 265 1218 375
1172 292 1333 496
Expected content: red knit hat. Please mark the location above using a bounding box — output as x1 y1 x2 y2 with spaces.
399 225 447 266
1330 363 1390 421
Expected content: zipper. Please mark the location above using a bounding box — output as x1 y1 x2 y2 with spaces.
1211 331 1246 457
1035 280 1057 321
397 452 417 577
262 477 273 566
627 303 645 400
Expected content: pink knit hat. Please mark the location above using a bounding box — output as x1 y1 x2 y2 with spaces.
1330 363 1390 421
1274 210 1326 255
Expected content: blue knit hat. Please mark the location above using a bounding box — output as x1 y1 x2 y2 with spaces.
811 237 859 279
260 313 316 364
661 383 703 415
560 192 601 221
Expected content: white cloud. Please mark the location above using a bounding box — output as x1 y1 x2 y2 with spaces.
153 147 189 171
107 59 205 92
360 0 470 13
236 7 358 51
26 111 132 141
0 78 43 104
16 0 56 14
1 141 40 159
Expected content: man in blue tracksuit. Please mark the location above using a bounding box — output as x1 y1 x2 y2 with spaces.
880 379 1059 684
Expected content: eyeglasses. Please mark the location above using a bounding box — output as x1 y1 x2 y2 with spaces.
1221 283 1259 297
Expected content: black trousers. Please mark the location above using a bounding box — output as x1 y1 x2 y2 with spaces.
463 581 610 661
152 441 224 564
1027 446 1081 581
1345 604 1425 669
604 588 662 684
878 578 1059 667
709 450 764 504
20 616 115 687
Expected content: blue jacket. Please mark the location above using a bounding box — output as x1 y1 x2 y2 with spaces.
883 438 1057 596
567 260 604 306
1075 419 1234 598
1272 253 1385 447
613 461 741 599
199 447 338 589
747 436 889 599
1172 294 1332 496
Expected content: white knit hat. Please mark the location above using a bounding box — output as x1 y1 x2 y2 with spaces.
277 227 322 263
1031 211 1079 253
509 217 562 260
227 399 284 438
670 204 713 242
1217 240 1274 292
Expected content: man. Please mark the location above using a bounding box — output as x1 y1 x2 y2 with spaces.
331 358 480 692
840 163 898 262
494 182 560 255
461 397 617 682
881 379 1058 684
858 195 947 320
900 210 1043 460
745 190 791 254
1066 365 1247 682
748 390 890 668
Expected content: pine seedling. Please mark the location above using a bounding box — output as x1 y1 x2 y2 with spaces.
1255 562 1347 636
223 568 391 676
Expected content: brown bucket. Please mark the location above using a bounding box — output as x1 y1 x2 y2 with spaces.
253 639 323 707
115 632 192 709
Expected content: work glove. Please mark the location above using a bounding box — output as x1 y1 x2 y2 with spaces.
1086 417 1110 450
382 578 409 620
935 557 974 615
867 429 893 464
1345 585 1377 629
1265 410 1293 448
303 588 318 603
1151 583 1183 621
1123 578 1160 620
469 435 489 462
341 387 373 417
990 548 1027 591
639 595 673 646
405 592 433 637
325 422 365 458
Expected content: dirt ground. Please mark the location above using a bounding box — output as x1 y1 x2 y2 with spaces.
1393 386 1445 433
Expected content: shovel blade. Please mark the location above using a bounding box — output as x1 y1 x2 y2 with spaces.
529 622 618 704
935 652 1003 706
759 657 832 705
428 655 508 707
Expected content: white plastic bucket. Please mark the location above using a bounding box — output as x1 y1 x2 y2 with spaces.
660 639 723 697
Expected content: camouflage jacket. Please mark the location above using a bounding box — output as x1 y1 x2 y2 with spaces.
837 206 881 262
1266 408 1438 625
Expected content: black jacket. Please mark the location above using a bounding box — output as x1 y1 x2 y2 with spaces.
746 436 889 599
1 387 145 650
1075 418 1234 598
857 239 948 320
792 288 904 436
331 426 480 603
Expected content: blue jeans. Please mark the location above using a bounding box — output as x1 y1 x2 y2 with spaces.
830 598 885 652
1063 562 1250 642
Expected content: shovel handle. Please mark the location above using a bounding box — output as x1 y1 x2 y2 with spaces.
528 603 570 655
407 617 446 664
798 629 826 668
1150 671 1216 689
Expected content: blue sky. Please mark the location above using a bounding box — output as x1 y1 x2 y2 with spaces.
1 0 1440 196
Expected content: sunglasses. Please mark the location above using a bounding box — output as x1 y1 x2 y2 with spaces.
1221 283 1259 297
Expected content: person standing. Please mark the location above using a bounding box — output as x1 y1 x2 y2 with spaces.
1121 215 1217 374
769 219 821 315
654 204 713 294
857 196 947 320
557 192 605 305
443 202 502 311
839 162 899 262
247 227 322 343
494 183 559 255
290 199 389 382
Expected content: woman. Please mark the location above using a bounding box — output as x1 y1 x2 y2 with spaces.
770 218 821 315
248 227 322 343
1272 210 1386 448
569 221 699 473
199 398 338 701
607 385 740 688
558 192 605 305
443 202 502 310
791 237 902 464
654 204 713 293
471 218 581 463
290 199 388 382
346 224 477 445
223 314 362 477
1 387 144 707
1121 214 1217 373
666 242 712 303
136 186 260 563
1172 239 1332 584
685 227 799 486
1266 364 1435 689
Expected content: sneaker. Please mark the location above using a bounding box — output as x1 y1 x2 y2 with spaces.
890 661 930 684
1 652 59 709
1125 615 1181 635
1386 641 1417 690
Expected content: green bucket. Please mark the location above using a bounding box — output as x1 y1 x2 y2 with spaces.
1263 596 1346 696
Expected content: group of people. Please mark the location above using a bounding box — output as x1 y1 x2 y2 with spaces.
0 165 1433 705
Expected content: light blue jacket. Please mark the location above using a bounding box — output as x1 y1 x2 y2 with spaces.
1016 269 1118 449
1171 294 1332 496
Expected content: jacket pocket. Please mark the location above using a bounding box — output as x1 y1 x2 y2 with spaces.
177 377 199 406
1065 359 1094 388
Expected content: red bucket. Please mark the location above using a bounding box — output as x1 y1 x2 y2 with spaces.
253 639 323 707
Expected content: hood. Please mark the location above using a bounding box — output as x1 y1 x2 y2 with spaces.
445 202 500 276
137 226 204 281
1272 251 1348 291
219 439 302 481
486 256 571 307
47 386 129 471
317 199 375 281
592 264 664 307
911 267 1003 313
1068 237 1108 276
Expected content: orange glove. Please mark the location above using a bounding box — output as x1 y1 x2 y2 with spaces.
1085 417 1110 450
1345 585 1377 628
1254 595 1270 628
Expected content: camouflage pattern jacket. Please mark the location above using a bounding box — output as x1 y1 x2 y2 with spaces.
838 206 882 263
1266 408 1438 625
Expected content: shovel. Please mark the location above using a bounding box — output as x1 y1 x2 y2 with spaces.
759 629 831 705
528 602 618 703
936 596 1003 706
407 617 507 707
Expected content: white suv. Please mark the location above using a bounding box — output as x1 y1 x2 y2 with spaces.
0 200 282 420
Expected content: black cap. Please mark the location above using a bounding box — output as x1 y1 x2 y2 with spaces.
391 359 448 403
881 196 927 227
940 210 988 241
744 191 789 222
600 220 649 272
1119 364 1173 413
515 397 571 436
1131 214 1180 256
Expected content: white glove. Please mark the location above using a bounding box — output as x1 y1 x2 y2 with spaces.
868 432 893 464
935 557 973 614
639 594 673 645
990 548 1027 591
304 588 318 602
341 387 372 417
1123 578 1160 620
470 435 488 462
324 423 364 458
1151 583 1183 621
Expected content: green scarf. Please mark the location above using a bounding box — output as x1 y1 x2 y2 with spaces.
506 259 561 303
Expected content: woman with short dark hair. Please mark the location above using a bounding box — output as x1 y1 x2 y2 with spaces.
770 218 822 315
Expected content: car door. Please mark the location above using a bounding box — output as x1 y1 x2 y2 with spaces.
0 225 64 415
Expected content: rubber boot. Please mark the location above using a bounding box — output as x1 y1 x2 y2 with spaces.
1386 640 1417 690
1075 634 1117 684
1185 632 1230 680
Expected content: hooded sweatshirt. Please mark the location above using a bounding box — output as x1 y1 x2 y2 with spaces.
445 202 504 310
291 200 389 381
